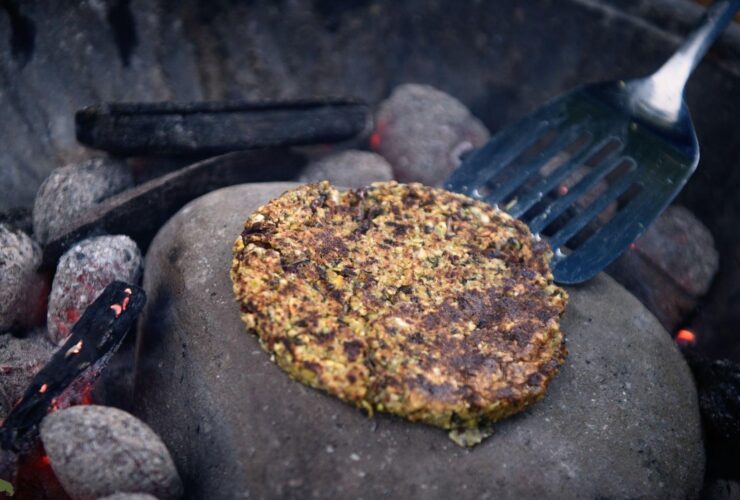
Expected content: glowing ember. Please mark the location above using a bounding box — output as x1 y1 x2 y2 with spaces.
370 131 382 150
65 340 83 358
675 329 696 345
110 303 122 317
370 120 386 151
39 384 48 394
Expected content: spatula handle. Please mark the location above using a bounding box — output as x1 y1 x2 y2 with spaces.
633 0 740 122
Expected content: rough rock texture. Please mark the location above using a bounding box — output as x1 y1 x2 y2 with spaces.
0 327 56 421
373 84 489 186
47 235 142 345
0 224 47 333
135 183 704 500
33 158 134 244
40 405 182 500
298 150 394 188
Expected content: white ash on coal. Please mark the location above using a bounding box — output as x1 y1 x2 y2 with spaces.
33 157 134 245
607 205 719 332
47 235 142 345
373 84 489 186
0 328 55 422
40 405 183 500
0 224 48 334
299 150 394 188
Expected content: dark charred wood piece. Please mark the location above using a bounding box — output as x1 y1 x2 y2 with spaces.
41 149 304 269
684 351 740 482
0 281 145 453
76 99 369 155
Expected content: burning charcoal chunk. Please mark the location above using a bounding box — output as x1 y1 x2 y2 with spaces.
630 205 718 297
373 84 489 186
299 150 394 188
607 205 719 332
33 158 134 245
99 494 159 500
0 328 56 421
0 225 47 333
48 235 142 345
1 283 145 452
40 405 183 500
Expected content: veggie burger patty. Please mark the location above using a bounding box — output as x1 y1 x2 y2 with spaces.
231 181 567 441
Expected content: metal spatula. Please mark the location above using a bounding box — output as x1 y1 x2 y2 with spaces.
445 0 740 284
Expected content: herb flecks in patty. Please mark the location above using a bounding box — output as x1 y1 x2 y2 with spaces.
231 181 567 444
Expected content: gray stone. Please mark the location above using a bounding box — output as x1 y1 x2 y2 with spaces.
98 493 159 500
0 224 46 333
40 405 182 500
299 150 394 188
0 327 56 421
33 158 134 244
134 183 704 500
47 235 142 345
373 84 489 186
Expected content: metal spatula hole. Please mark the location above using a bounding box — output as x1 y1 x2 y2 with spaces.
564 204 615 249
567 181 645 250
535 156 634 237
616 182 644 208
583 137 622 167
606 155 636 184
516 128 560 164
536 132 594 178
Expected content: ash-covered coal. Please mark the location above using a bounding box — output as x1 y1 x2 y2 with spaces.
299 150 393 188
0 328 55 422
608 205 719 332
0 224 48 334
40 405 182 500
373 84 489 186
33 157 134 245
47 235 142 345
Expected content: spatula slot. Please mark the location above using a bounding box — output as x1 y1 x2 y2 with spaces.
483 127 591 207
616 182 644 208
549 163 638 250
563 184 643 251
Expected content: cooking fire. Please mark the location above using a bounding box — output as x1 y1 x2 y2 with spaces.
1 1 739 499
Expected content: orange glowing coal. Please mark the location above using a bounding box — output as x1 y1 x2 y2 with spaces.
675 329 696 345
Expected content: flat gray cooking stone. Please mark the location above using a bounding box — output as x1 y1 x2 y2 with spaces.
134 182 704 500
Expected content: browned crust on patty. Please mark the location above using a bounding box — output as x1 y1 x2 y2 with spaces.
231 181 567 432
